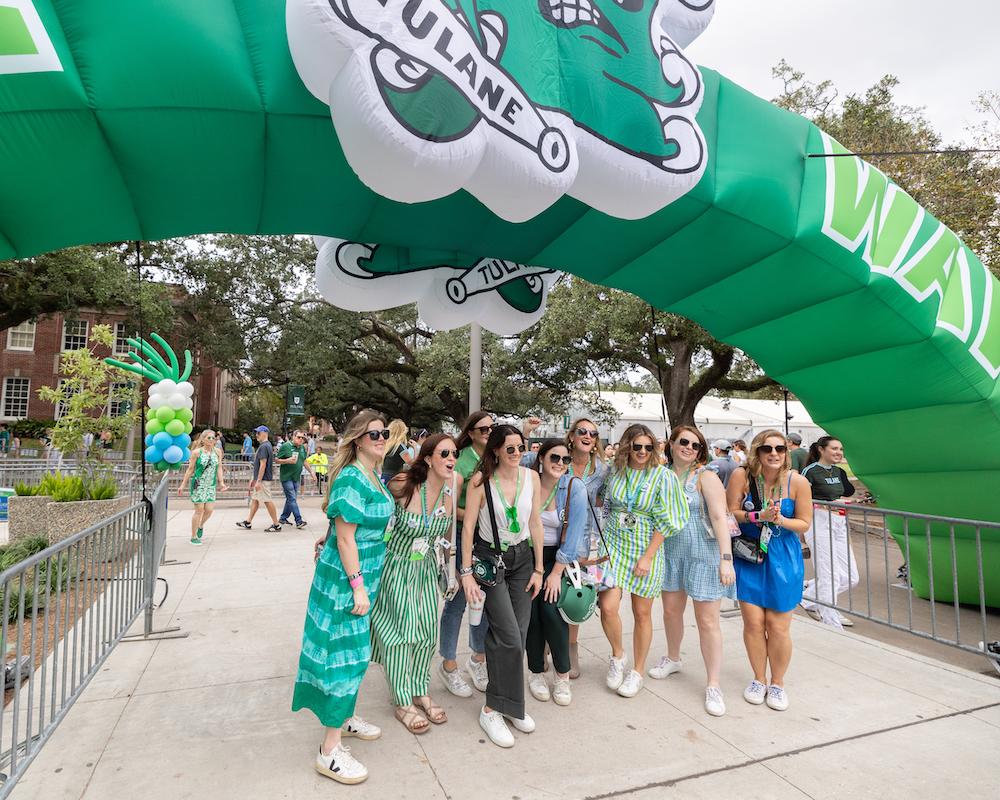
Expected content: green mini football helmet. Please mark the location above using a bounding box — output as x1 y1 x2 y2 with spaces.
557 562 598 625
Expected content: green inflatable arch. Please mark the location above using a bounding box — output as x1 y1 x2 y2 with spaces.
1 1 997 604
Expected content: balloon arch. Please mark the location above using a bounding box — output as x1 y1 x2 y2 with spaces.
1 1 997 603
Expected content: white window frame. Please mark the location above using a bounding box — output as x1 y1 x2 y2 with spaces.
109 381 131 418
113 322 136 356
62 319 89 351
6 322 36 351
54 378 79 420
1 376 31 420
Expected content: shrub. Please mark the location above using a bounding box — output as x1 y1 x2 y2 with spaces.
85 476 117 501
10 418 55 439
49 475 86 503
14 481 40 497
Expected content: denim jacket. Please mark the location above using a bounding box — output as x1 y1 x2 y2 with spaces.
554 474 591 565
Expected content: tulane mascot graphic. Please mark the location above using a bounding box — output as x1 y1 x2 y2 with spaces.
288 0 714 221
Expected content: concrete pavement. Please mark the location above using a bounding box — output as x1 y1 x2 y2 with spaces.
8 496 1000 800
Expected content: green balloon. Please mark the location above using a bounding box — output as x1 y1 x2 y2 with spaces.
165 419 185 436
155 461 169 472
146 406 157 420
184 422 193 434
146 419 164 436
169 461 183 471
155 406 175 424
176 407 193 423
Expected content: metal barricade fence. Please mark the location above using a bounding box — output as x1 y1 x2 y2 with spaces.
805 500 1000 668
0 460 144 504
0 476 168 796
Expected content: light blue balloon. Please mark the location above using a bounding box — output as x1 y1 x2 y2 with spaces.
144 445 162 463
162 445 183 464
176 433 192 448
152 431 173 450
144 434 154 447
181 447 191 462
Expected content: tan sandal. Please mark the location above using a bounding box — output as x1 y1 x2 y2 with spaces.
394 704 429 734
413 695 447 724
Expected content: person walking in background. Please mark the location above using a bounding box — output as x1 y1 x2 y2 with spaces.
731 439 748 466
650 427 736 717
307 433 317 456
788 433 808 472
726 430 812 712
706 439 737 487
0 424 9 456
277 429 313 529
381 419 411 484
307 446 329 495
372 434 462 733
598 424 689 699
178 429 228 545
800 436 858 628
235 426 282 532
292 410 393 785
241 431 254 461
437 411 494 698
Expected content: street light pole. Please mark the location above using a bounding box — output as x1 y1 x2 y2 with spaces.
469 323 482 414
783 387 790 436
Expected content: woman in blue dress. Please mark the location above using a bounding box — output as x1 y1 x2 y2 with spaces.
726 429 812 713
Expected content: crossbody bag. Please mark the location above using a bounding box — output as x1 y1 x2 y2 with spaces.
472 477 507 588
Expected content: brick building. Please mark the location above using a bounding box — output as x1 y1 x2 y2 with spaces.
1 310 237 428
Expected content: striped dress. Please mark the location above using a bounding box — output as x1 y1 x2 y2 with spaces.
292 464 392 727
601 464 689 598
370 498 451 706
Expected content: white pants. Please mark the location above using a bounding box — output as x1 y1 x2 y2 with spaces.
801 509 859 625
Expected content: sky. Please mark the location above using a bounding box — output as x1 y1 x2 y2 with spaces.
685 0 999 144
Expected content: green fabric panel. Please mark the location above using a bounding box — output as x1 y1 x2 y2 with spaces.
0 7 37 56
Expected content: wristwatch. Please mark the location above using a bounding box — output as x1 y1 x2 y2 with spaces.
458 566 473 577
721 554 733 562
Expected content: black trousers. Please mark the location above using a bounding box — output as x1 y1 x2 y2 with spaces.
526 545 570 675
476 538 533 720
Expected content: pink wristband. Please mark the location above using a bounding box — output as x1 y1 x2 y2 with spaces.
349 575 363 589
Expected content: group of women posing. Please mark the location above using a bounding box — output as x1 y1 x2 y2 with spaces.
290 409 821 785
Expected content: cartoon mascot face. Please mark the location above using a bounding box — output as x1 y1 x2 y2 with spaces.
288 0 714 221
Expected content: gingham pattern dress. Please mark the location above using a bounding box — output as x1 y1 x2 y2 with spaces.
370 502 450 706
601 465 689 598
292 465 392 727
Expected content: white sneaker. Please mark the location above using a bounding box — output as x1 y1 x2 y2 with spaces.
766 684 789 711
341 715 381 740
439 661 473 698
552 677 572 706
466 656 489 693
315 743 368 784
504 711 535 733
648 656 683 679
838 613 855 627
704 686 726 717
605 656 627 690
479 707 514 748
743 679 767 705
528 672 550 702
617 669 643 698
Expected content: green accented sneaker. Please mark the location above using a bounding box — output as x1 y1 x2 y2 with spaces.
189 536 202 546
196 528 203 539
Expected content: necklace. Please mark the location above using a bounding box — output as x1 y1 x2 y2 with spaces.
492 469 523 534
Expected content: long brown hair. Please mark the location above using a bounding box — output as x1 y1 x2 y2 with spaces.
746 429 791 478
613 424 658 472
456 410 492 451
324 410 387 509
667 425 709 467
475 424 524 484
389 433 455 506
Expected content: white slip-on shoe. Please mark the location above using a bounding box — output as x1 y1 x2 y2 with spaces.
479 707 515 748
648 656 682 679
766 685 790 711
315 744 368 784
341 715 381 740
439 661 473 698
605 656 626 690
617 669 643 698
838 613 855 627
704 686 726 717
466 656 489 693
528 672 550 702
552 678 572 706
504 711 535 733
743 679 767 705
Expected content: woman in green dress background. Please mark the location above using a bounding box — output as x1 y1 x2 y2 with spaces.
292 410 393 785
177 429 227 545
373 434 462 733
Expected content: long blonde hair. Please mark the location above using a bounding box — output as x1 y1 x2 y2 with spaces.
565 417 602 468
613 423 658 472
324 410 387 508
193 429 216 454
746 429 791 479
385 418 408 453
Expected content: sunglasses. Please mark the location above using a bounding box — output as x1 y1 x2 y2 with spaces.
548 454 573 465
504 444 527 455
205 435 216 440
675 437 702 451
437 449 459 458
757 444 788 454
632 443 655 453
473 423 495 433
365 430 391 441
574 427 599 438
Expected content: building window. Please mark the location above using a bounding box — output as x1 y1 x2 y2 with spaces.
62 320 89 351
54 379 79 420
109 382 132 417
6 322 36 351
113 322 137 356
1 377 30 419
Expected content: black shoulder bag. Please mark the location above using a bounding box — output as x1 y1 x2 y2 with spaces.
472 478 506 587
731 473 766 565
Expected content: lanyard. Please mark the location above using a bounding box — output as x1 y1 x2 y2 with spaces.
624 467 652 513
492 470 523 534
674 465 694 490
540 480 559 512
420 481 446 531
572 459 593 480
756 475 780 508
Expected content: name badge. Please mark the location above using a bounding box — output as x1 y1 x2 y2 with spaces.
759 526 772 553
433 506 448 518
619 512 637 529
410 538 430 561
408 516 419 528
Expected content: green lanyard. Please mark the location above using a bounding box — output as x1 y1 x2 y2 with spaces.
572 459 593 480
540 480 559 513
624 467 652 513
420 481 446 531
756 475 780 509
492 470 523 534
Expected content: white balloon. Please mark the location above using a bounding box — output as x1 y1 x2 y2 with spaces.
157 379 177 395
168 393 186 408
176 381 195 397
181 397 194 410
148 394 166 409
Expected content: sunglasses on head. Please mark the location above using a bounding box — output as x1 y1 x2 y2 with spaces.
574 427 599 438
473 423 495 433
504 444 527 455
365 429 391 441
675 437 702 451
437 449 459 458
757 444 787 454
548 454 573 465
632 443 655 453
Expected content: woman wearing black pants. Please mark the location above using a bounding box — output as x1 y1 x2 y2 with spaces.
460 425 543 748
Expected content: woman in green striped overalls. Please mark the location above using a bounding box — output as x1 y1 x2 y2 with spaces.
372 433 462 733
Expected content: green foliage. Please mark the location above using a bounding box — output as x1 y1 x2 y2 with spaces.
0 539 75 622
9 418 55 439
0 537 50 572
13 481 40 497
49 475 85 503
36 472 59 497
85 475 118 501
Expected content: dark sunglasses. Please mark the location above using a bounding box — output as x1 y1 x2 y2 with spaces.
757 444 787 454
675 437 702 451
365 430 391 441
574 427 599 438
437 449 459 458
632 443 655 453
548 454 573 465
504 444 527 455
473 423 495 433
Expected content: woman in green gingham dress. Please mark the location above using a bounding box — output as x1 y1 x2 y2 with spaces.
597 424 689 699
178 429 227 546
292 411 393 786
372 434 461 733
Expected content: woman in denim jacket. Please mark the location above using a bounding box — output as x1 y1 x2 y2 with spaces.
524 439 591 706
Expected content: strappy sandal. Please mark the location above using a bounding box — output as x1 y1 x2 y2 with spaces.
413 695 447 724
394 705 429 734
